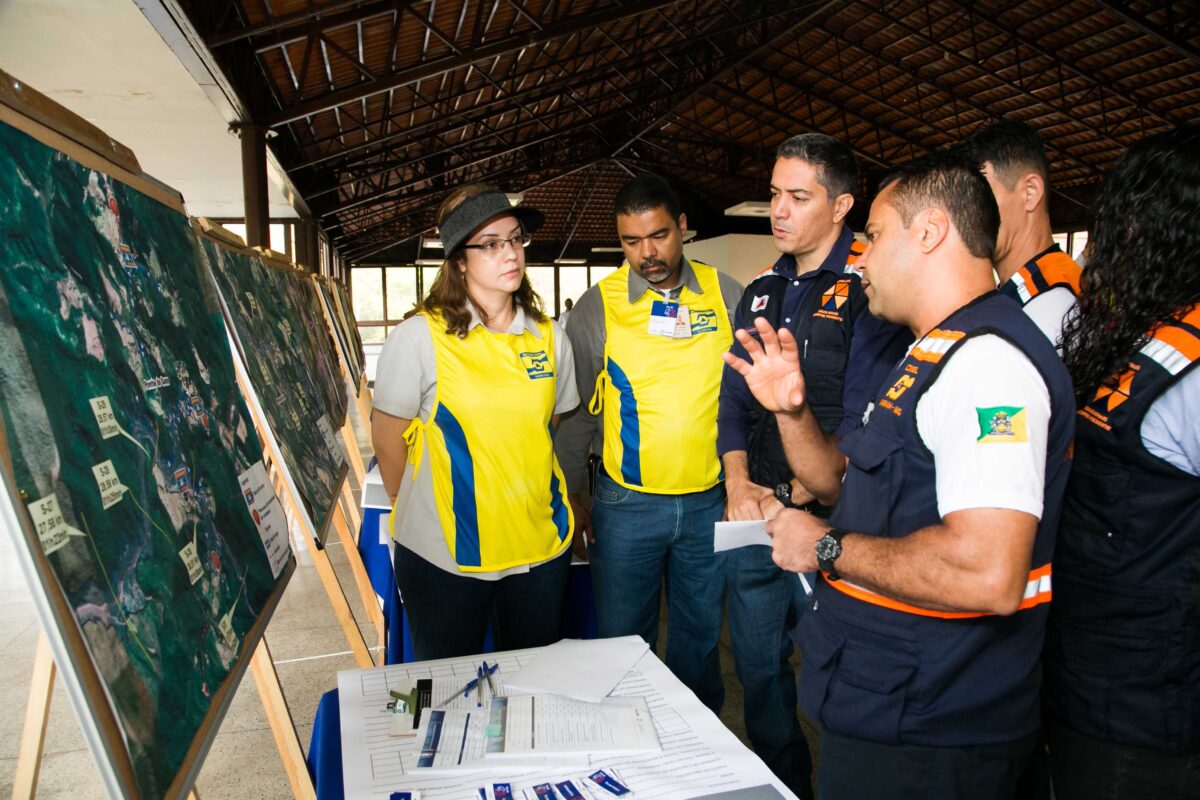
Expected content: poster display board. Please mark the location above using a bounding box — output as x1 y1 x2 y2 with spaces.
0 87 292 799
198 232 349 542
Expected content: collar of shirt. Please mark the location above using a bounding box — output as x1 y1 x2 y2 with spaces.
770 225 856 281
625 257 704 304
465 303 542 337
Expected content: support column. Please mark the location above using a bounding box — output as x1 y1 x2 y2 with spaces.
295 218 316 271
235 123 269 248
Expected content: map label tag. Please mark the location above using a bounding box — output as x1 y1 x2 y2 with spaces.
89 396 121 439
316 414 344 463
28 494 86 555
218 608 236 646
238 461 291 579
178 540 203 585
92 460 128 509
279 318 292 340
245 292 260 317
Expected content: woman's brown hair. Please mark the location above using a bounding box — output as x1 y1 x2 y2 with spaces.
406 183 546 337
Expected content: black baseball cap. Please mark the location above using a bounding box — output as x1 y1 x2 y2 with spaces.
438 191 544 254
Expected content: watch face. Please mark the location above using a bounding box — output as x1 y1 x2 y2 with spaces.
815 534 842 562
774 483 791 503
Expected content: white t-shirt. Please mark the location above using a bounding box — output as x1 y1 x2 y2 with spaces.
914 335 1052 520
374 309 579 579
1022 286 1077 349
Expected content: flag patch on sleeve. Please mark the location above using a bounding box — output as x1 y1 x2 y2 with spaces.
976 406 1028 443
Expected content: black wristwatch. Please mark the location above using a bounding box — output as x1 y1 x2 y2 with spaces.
815 527 849 581
774 482 797 510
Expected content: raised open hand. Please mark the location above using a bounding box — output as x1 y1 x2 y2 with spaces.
722 317 806 413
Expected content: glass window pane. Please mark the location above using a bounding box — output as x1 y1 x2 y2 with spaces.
589 265 618 284
558 267 588 312
385 267 418 321
421 266 441 299
269 223 288 255
352 268 385 323
223 222 247 243
1071 232 1088 264
359 325 386 344
1052 233 1070 253
525 267 556 312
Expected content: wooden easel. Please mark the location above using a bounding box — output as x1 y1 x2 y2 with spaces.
14 630 315 800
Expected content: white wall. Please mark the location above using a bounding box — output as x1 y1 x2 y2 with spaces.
685 234 782 286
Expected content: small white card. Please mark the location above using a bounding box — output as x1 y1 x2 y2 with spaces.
28 494 86 555
238 461 291 578
179 540 204 585
316 414 344 463
92 460 128 509
713 519 772 552
89 396 121 439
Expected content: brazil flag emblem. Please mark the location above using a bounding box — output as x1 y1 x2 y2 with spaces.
976 406 1028 443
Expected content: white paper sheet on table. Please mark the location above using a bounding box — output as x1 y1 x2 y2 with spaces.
337 646 798 800
501 636 648 702
713 520 771 551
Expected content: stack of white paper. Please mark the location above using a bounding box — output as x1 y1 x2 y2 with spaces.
502 637 648 702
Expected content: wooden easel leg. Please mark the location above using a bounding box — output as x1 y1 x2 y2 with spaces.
12 630 55 800
339 415 367 486
250 640 317 800
340 480 362 535
331 502 385 661
309 540 375 669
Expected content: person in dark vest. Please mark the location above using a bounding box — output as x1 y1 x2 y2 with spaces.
1044 126 1200 799
961 119 1082 348
724 151 1075 800
716 133 909 798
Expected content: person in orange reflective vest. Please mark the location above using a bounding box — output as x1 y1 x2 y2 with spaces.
725 151 1074 799
1044 126 1200 800
961 119 1082 349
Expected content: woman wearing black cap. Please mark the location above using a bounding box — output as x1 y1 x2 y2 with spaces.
371 184 579 660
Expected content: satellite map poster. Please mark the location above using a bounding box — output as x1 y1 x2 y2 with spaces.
290 267 350 428
314 274 363 394
0 111 293 798
199 235 349 542
331 276 367 377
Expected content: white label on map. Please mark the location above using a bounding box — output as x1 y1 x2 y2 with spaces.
218 608 236 645
178 540 203 585
89 396 121 439
143 376 170 391
245 292 260 316
279 318 292 340
28 494 86 556
316 414 343 463
238 460 291 579
92 460 128 509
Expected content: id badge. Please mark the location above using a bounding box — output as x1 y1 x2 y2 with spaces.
672 303 691 338
648 300 679 337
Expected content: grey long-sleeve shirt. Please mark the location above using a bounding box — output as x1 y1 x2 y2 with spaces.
553 259 743 493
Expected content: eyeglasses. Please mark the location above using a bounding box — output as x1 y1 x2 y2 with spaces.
461 233 532 256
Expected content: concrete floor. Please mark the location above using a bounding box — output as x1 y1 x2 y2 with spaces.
0 401 816 798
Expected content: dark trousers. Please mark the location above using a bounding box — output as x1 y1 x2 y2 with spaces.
816 728 1036 800
394 544 571 661
1047 720 1200 800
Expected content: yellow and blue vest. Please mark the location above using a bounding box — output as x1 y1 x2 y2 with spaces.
396 311 572 572
589 261 733 494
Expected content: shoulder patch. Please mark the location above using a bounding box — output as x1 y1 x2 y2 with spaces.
976 406 1028 443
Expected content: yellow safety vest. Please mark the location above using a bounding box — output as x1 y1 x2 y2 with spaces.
589 261 733 494
397 311 573 572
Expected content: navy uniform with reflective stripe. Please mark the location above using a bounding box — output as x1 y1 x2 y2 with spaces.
1045 305 1200 753
797 291 1075 746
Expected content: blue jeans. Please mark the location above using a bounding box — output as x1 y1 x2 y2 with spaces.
588 472 726 713
725 544 815 798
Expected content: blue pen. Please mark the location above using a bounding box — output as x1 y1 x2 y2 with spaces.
474 664 484 707
481 660 497 696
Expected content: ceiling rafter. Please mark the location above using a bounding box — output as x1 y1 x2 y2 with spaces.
266 0 685 125
1093 0 1200 66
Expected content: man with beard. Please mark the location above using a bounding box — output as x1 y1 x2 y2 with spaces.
556 176 742 711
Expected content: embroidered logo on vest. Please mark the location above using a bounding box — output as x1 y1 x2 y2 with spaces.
750 295 769 312
690 308 718 334
519 350 554 379
814 278 851 322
